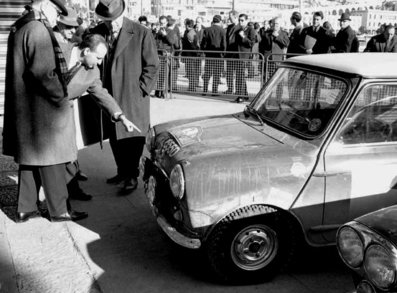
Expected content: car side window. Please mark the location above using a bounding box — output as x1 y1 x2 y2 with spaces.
337 84 397 145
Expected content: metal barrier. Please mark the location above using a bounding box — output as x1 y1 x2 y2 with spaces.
264 53 302 82
154 50 265 100
154 49 170 99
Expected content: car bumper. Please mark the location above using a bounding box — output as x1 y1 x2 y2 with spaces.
142 157 201 249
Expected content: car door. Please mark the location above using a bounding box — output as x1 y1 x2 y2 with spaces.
322 82 397 242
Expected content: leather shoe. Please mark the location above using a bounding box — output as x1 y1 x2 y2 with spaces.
119 178 138 195
70 210 88 221
51 210 88 222
69 191 93 201
16 211 40 223
76 171 88 181
106 174 125 184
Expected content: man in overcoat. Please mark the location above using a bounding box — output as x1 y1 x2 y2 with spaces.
3 0 85 222
364 25 397 53
92 0 159 194
235 13 256 103
333 13 358 53
200 15 226 95
258 17 290 62
287 11 308 56
301 11 332 54
225 10 240 95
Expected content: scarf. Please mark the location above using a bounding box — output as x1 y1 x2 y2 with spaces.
41 19 69 97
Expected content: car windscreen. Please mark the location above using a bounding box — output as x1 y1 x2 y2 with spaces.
252 67 348 138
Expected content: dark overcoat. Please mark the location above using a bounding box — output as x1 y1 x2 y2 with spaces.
364 34 397 52
93 18 159 140
200 24 226 57
301 26 332 54
334 25 357 53
225 23 239 58
258 29 290 61
236 25 256 59
2 12 74 166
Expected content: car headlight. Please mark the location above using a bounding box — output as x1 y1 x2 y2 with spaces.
169 164 185 200
356 280 376 293
364 244 396 290
146 128 155 152
337 226 364 268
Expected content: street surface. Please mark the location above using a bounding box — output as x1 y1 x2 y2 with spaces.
0 94 354 292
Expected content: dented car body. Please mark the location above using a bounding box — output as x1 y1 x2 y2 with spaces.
142 53 397 282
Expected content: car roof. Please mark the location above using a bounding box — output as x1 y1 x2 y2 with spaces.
285 53 397 79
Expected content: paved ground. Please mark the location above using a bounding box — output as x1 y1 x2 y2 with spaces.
0 94 354 293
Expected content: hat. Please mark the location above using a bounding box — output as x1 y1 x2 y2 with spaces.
338 12 351 21
50 0 68 16
213 15 222 23
95 0 125 21
58 7 79 27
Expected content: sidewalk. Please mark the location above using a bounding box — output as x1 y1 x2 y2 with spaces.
0 94 246 293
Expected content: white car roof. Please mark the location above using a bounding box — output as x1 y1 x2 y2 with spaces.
286 53 397 78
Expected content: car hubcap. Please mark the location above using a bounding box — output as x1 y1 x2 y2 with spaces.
231 224 279 271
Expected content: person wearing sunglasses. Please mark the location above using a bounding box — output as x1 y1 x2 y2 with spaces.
235 13 256 103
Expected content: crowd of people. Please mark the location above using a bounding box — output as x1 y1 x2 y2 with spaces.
4 0 397 223
136 9 397 102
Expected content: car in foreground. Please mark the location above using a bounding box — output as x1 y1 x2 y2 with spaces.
337 206 397 292
141 53 397 283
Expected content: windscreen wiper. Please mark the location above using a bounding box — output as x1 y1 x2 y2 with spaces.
246 105 264 126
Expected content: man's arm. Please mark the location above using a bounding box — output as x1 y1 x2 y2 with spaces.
274 31 290 49
140 29 160 96
24 21 67 104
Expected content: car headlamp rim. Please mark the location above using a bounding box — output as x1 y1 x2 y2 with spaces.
145 127 155 152
169 164 185 200
337 225 364 269
364 244 396 290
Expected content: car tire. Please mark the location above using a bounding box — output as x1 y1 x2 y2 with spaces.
205 206 298 284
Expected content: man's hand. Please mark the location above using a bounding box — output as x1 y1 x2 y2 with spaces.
239 30 245 38
120 115 141 133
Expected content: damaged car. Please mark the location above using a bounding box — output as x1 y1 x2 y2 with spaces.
141 53 397 283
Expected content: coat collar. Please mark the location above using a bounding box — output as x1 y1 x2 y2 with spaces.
113 17 134 61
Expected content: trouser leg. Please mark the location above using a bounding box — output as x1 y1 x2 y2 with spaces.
226 60 234 92
38 164 68 217
117 137 146 180
203 61 211 92
212 60 221 93
236 60 246 95
17 165 40 213
109 125 124 176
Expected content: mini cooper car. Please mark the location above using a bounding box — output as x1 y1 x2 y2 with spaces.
337 206 397 293
141 53 397 283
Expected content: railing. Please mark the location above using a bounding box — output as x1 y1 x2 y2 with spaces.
155 50 266 100
264 53 302 82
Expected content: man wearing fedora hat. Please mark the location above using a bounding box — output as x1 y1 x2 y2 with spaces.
333 12 358 53
54 7 79 63
91 0 159 194
3 0 93 222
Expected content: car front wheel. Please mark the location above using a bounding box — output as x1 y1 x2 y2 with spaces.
205 208 297 284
